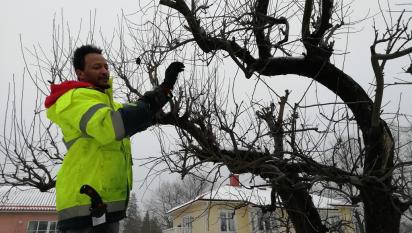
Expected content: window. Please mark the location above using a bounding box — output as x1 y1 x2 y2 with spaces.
182 216 193 233
220 210 235 232
27 221 57 233
182 215 193 228
319 209 343 232
251 209 278 233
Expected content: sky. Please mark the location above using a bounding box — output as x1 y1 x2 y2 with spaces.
0 0 178 204
1 0 412 205
0 0 143 89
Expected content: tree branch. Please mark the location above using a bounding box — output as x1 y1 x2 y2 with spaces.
373 46 412 60
302 0 314 40
253 0 271 59
311 0 333 43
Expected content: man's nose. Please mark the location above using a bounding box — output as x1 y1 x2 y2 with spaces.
101 67 109 75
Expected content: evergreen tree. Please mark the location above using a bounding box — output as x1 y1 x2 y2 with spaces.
140 210 163 233
123 193 142 233
141 211 151 233
149 217 162 233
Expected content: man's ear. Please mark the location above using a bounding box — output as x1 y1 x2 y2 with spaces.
75 69 84 81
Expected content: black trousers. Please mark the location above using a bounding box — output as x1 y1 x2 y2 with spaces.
62 222 119 233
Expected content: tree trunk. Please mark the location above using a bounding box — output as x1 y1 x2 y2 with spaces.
163 56 404 232
277 177 328 233
360 122 400 233
361 184 401 233
256 57 402 233
219 150 328 233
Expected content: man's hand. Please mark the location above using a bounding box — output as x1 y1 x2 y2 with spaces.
162 62 185 89
139 87 171 114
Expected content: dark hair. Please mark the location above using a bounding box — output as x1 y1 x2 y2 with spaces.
72 45 103 70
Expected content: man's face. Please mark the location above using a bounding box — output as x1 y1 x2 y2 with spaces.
76 53 110 90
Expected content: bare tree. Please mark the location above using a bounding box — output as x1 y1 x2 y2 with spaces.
147 175 209 229
146 0 412 232
0 13 97 191
2 1 412 233
0 77 60 191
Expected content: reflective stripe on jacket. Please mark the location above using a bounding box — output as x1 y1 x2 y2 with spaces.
46 85 133 229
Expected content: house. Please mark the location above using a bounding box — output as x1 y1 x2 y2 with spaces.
163 176 357 233
0 186 57 233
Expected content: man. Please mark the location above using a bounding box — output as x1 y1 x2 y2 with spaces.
45 45 184 233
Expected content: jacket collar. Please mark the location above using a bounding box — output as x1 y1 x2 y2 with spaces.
44 81 92 108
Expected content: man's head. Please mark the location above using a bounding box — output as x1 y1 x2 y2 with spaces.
73 45 110 90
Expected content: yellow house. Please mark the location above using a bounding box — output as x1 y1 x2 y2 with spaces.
163 176 357 233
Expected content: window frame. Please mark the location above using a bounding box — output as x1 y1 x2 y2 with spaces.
181 214 194 233
26 220 57 233
219 209 236 233
250 208 279 233
319 209 342 227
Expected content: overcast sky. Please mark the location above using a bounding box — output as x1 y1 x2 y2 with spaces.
0 0 177 204
1 0 411 204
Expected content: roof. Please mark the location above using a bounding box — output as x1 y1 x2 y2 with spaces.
0 186 56 212
168 185 347 214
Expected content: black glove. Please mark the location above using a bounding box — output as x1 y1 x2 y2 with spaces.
118 87 171 137
161 62 185 89
139 87 171 114
118 102 153 137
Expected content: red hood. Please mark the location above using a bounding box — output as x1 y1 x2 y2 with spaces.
45 81 92 108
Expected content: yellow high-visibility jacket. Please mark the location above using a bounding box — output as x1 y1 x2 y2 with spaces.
46 81 132 230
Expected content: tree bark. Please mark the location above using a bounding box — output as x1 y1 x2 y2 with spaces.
254 56 401 233
277 176 328 233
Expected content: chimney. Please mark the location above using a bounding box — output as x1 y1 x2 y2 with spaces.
229 174 240 187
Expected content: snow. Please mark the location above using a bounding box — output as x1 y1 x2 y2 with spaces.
0 186 56 212
168 185 346 213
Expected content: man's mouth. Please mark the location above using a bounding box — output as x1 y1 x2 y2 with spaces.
100 77 109 82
